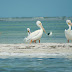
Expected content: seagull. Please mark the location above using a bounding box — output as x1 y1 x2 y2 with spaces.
65 20 72 43
24 21 46 44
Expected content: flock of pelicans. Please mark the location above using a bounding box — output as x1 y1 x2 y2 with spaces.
24 20 72 44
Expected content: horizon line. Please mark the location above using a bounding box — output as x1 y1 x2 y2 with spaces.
0 16 72 18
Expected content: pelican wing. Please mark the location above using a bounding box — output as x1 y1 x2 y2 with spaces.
25 30 40 42
65 29 72 40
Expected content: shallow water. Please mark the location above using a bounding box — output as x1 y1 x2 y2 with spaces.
0 58 72 72
0 20 69 44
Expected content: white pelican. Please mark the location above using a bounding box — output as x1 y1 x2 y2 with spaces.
27 28 31 35
65 20 72 43
27 28 36 43
24 21 46 44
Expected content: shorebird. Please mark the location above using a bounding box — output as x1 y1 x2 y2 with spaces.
24 21 46 44
65 20 72 43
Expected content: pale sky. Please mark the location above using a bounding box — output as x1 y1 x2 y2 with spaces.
0 0 72 17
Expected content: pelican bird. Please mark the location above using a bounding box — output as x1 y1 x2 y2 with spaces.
27 28 31 35
24 21 46 44
65 20 72 43
27 28 36 43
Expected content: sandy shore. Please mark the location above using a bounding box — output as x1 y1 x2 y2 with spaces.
0 43 72 58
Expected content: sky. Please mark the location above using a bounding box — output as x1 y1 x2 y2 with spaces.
0 0 72 17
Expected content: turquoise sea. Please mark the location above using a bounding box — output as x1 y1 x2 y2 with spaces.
0 19 72 72
0 20 69 44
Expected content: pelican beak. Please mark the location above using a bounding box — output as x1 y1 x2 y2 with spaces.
68 22 72 26
70 23 72 26
41 25 46 34
68 21 72 26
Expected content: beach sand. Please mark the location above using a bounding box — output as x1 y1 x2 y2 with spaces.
0 43 72 58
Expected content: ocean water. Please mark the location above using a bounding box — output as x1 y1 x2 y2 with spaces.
0 58 72 72
0 19 71 72
0 20 69 44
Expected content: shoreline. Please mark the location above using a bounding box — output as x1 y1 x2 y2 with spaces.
0 43 72 58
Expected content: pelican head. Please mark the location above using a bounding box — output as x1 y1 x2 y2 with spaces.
66 20 71 26
36 21 46 33
66 20 71 30
36 21 42 28
27 28 30 32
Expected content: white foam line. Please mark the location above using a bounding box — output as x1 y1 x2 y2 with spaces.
0 52 71 57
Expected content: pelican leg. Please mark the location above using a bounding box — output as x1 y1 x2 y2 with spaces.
34 40 36 43
68 40 69 43
39 40 40 43
30 40 32 44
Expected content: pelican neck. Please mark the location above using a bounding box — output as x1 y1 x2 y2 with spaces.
68 25 71 30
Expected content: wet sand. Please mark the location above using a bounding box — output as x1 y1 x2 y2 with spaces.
0 43 72 58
